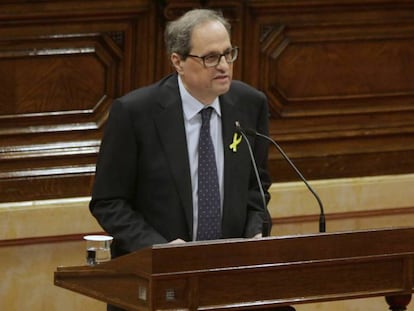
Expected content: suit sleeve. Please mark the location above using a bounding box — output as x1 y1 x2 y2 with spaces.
89 100 167 254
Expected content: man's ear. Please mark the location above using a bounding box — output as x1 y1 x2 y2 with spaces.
171 53 184 73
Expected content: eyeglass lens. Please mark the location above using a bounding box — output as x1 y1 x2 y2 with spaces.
204 48 238 67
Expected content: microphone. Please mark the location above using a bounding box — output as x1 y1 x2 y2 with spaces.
235 121 326 233
234 121 271 237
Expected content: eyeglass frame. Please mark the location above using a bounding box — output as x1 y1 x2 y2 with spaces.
184 47 239 68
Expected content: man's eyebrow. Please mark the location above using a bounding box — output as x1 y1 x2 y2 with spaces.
203 47 233 55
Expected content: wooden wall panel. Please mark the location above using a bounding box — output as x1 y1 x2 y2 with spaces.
1 0 414 202
0 0 154 202
243 0 414 181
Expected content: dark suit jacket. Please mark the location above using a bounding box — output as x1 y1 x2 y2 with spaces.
90 73 271 257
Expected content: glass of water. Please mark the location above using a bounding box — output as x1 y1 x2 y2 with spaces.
83 235 113 265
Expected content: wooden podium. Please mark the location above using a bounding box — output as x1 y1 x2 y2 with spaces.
54 227 414 311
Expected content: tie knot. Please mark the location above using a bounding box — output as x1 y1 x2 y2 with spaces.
200 107 213 124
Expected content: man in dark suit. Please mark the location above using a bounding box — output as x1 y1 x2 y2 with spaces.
90 8 271 310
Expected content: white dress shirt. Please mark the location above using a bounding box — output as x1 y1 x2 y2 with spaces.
178 76 224 241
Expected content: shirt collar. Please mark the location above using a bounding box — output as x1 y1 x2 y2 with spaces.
178 75 221 121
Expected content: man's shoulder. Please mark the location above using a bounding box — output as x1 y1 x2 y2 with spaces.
229 80 266 100
118 74 178 104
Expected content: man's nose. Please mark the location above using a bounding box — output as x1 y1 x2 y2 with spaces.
216 55 230 69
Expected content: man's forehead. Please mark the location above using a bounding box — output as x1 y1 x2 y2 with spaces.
190 22 231 52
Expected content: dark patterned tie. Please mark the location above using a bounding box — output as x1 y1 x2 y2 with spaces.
197 107 221 240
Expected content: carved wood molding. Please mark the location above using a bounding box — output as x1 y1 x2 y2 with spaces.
0 0 154 202
242 0 414 181
0 0 150 21
2 0 414 201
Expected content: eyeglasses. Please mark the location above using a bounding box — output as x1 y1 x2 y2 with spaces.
186 47 239 68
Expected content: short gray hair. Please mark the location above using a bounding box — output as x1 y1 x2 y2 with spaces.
164 9 231 57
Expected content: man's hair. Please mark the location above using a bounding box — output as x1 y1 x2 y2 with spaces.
164 9 231 57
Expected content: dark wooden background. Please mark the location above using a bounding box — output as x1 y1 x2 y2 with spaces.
1 0 414 203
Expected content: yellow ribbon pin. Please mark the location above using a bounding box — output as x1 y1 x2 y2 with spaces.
229 133 242 152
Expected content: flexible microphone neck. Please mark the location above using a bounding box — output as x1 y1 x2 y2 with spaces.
236 122 326 233
235 122 270 237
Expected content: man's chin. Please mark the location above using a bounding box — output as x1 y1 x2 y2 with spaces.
214 83 231 95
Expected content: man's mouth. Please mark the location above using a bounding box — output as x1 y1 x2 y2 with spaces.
214 75 229 80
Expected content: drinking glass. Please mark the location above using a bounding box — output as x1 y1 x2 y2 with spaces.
83 235 113 265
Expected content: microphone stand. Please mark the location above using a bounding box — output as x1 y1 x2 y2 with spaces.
237 128 271 237
236 122 326 233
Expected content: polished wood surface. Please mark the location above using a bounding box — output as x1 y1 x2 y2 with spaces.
55 227 414 311
2 0 414 202
0 0 156 202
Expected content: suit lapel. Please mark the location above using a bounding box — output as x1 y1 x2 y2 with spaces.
220 93 247 236
153 75 194 237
